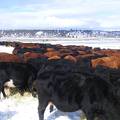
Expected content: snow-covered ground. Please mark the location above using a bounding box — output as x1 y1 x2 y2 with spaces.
1 37 120 49
0 94 83 120
0 46 14 53
0 94 38 120
0 39 120 120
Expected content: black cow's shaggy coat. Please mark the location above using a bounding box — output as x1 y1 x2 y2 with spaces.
33 59 120 120
0 62 36 97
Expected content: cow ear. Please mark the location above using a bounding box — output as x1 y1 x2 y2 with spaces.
79 75 86 87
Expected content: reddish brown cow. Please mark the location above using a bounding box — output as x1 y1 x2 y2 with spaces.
92 56 120 69
0 53 22 62
78 50 90 55
46 48 55 52
44 51 60 58
95 49 120 57
12 43 40 55
64 55 77 63
48 55 61 60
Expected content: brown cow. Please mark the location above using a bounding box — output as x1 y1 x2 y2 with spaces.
92 56 120 69
48 55 61 60
44 51 60 58
0 53 22 62
24 52 47 62
64 55 77 63
95 49 120 57
46 48 55 52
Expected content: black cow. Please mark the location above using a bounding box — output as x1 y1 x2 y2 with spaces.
33 59 120 120
94 65 120 101
27 57 48 71
0 62 37 98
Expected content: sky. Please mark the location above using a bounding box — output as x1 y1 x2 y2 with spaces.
0 0 120 30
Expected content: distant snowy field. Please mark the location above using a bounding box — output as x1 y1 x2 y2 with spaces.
0 38 120 120
1 37 120 49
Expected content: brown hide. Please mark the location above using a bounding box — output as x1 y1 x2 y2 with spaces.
92 56 120 69
24 52 46 62
0 53 22 62
64 55 77 63
48 55 61 60
44 51 60 58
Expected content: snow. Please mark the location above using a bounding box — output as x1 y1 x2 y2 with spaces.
0 94 38 120
0 46 14 54
1 37 120 49
0 94 83 120
35 31 44 36
0 39 120 120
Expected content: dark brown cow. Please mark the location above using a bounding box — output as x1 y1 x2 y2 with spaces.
23 52 47 62
78 50 90 55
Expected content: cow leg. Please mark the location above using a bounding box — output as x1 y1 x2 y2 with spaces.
49 103 54 113
82 105 94 120
0 87 7 99
85 111 94 120
2 87 7 98
0 82 5 99
17 86 25 96
19 90 24 96
0 85 7 98
38 99 48 120
81 94 94 120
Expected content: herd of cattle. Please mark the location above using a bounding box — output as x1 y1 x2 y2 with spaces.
0 41 120 120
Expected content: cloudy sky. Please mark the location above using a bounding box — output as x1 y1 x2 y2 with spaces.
0 0 120 30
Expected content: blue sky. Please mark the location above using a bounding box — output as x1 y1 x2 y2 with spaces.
0 0 120 30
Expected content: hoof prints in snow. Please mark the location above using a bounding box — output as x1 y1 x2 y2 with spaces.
0 95 39 120
0 111 17 120
0 94 83 120
45 109 82 120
